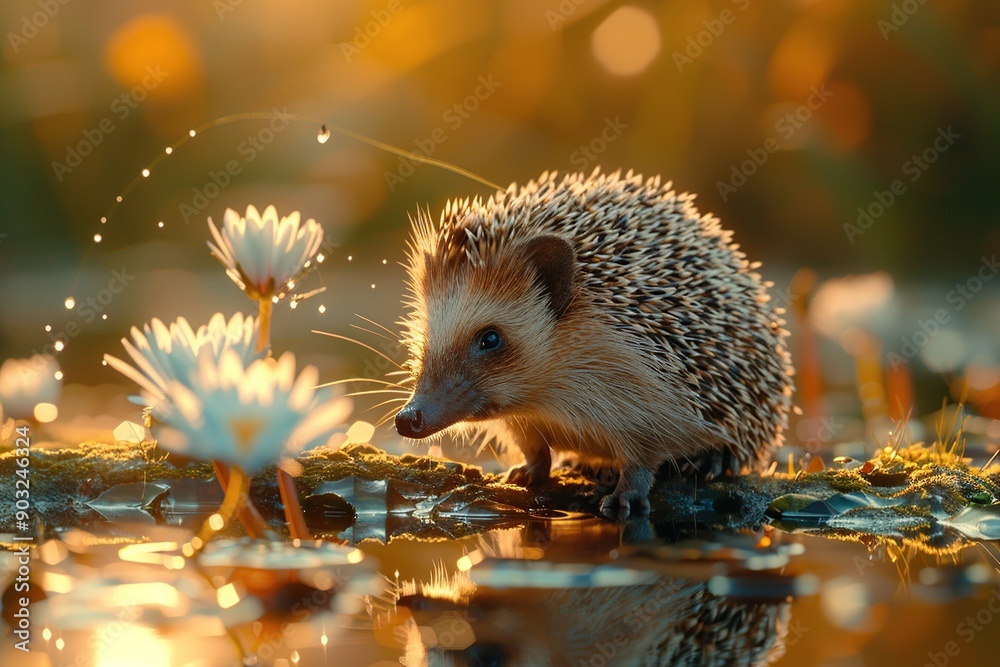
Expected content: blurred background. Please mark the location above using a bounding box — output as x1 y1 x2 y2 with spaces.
0 0 998 455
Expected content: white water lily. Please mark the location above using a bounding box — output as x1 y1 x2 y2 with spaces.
208 205 324 301
104 312 262 404
0 355 61 420
145 350 351 473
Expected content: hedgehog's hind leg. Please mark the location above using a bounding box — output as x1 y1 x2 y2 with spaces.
599 466 654 521
503 422 553 488
676 447 743 481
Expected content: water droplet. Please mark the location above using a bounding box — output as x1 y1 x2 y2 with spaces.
44 325 52 332
271 295 279 303
370 283 375 289
287 280 295 289
64 297 76 309
54 371 63 381
116 196 123 202
290 300 298 310
158 221 164 228
102 314 107 320
54 341 65 352
165 146 173 155
102 359 108 366
189 129 196 137
94 234 102 243
382 259 387 264
100 216 107 223
317 125 331 144
303 260 311 268
55 638 65 651
320 634 328 646
317 253 325 263
142 169 150 178
347 255 353 261
318 305 327 314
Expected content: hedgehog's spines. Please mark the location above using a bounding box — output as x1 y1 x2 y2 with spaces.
401 168 794 472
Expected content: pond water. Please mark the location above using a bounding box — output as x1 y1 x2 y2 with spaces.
4 497 1000 667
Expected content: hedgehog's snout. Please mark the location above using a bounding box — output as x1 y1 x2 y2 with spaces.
395 375 481 439
395 405 425 438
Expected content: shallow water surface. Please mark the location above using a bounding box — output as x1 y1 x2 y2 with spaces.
5 502 1000 667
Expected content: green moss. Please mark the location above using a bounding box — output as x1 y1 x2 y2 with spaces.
4 438 1000 551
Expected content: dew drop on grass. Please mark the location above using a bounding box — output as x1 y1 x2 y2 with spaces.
317 125 331 144
64 297 76 309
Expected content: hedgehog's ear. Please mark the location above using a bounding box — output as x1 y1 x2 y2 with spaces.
522 234 576 318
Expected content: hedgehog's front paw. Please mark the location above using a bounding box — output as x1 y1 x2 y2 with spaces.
504 462 550 488
599 490 650 521
599 466 654 521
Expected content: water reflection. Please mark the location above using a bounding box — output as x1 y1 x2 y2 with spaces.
7 516 1000 665
384 526 812 667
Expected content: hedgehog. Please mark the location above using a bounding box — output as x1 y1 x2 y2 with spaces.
382 546 791 667
394 169 793 519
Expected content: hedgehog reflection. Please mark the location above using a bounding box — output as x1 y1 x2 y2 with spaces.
391 563 791 667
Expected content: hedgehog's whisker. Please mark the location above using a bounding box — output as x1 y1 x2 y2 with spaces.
384 370 411 377
313 330 403 369
355 313 400 339
316 377 405 389
375 410 399 428
350 323 395 343
344 389 412 398
365 397 410 414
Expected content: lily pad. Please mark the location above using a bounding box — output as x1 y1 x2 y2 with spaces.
83 481 170 524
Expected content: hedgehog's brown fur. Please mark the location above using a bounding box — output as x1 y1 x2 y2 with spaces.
396 169 793 518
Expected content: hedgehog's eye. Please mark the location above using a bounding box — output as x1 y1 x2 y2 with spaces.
477 329 503 352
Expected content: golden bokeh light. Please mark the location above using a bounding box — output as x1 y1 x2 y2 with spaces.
94 624 171 667
215 582 241 609
767 19 838 99
34 402 58 423
591 6 661 77
103 14 202 101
